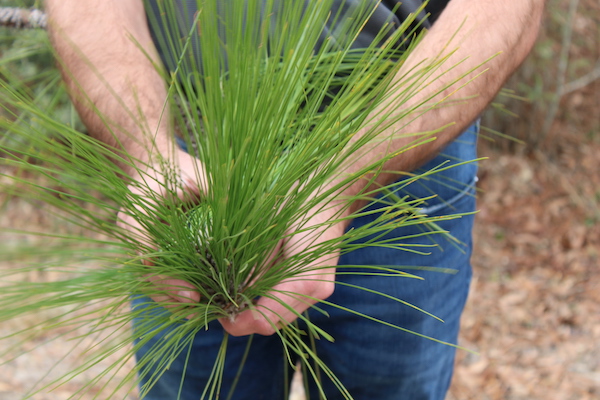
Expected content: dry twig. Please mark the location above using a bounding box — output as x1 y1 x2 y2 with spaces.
0 7 46 29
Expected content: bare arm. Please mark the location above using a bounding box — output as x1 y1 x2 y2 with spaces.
45 0 174 177
46 0 204 308
343 0 545 200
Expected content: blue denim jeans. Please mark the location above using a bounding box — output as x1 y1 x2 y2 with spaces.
133 123 479 400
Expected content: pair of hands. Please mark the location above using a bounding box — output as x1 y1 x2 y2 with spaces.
117 148 343 336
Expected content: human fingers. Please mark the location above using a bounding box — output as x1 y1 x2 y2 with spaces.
219 203 344 336
219 267 335 336
116 150 207 310
144 273 201 304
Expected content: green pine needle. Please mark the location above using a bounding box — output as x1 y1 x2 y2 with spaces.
0 1 482 398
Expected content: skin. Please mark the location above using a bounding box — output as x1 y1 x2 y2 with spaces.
46 0 545 336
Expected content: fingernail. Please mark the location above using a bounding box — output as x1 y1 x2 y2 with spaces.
178 291 193 301
250 308 261 321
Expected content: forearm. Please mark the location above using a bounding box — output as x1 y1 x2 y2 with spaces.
46 0 172 177
343 0 545 201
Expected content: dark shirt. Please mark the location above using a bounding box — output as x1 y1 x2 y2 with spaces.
144 0 450 73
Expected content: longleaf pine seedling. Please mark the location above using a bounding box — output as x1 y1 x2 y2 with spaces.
0 1 482 399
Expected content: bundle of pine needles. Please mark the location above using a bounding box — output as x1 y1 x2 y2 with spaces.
0 1 476 398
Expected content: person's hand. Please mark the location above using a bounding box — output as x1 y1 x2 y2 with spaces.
117 147 207 311
219 201 347 336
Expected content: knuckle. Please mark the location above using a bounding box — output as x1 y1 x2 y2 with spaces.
314 281 335 300
255 320 277 336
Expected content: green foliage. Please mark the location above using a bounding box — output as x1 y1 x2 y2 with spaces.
0 1 83 151
0 1 477 399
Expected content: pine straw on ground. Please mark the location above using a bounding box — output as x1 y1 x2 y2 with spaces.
449 124 600 399
448 4 600 397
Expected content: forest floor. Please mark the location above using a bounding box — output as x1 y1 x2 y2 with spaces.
448 131 600 399
447 1 600 397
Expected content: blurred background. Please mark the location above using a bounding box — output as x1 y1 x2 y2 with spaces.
0 0 598 399
450 0 599 398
